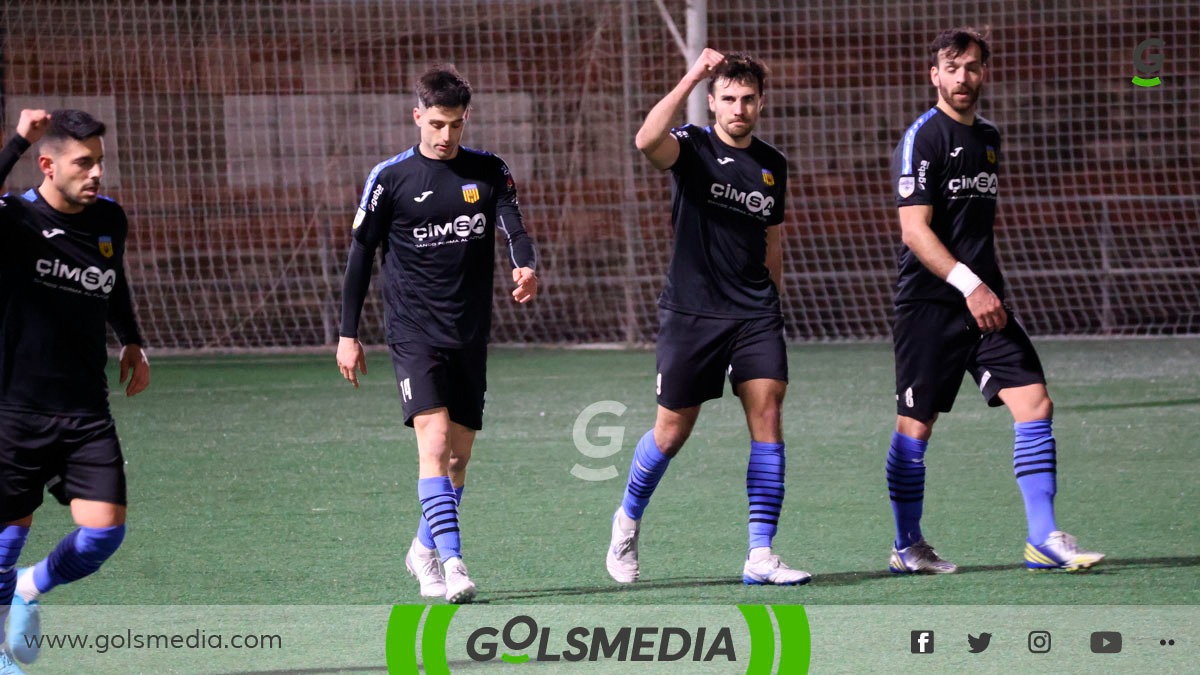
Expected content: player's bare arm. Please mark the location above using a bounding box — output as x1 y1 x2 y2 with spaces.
16 109 52 144
336 336 367 388
118 344 151 397
898 204 1007 332
635 48 726 171
512 267 538 304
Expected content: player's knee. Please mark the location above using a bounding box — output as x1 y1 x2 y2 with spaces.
748 405 783 440
76 524 125 563
654 427 691 456
1026 396 1053 422
448 452 471 472
896 415 934 440
1011 394 1053 423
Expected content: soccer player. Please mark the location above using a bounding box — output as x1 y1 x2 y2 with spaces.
337 66 538 604
886 28 1104 574
605 49 810 586
0 109 151 674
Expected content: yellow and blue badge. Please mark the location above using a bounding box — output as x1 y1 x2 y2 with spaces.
986 145 997 164
461 183 480 204
761 169 775 186
98 235 114 258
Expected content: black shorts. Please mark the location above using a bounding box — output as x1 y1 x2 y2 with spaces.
0 409 127 522
655 309 788 410
893 302 1046 421
390 341 488 430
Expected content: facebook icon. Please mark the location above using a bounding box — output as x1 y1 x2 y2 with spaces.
911 630 935 654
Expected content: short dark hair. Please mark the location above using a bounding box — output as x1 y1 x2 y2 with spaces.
707 52 768 95
929 27 991 67
416 65 472 109
42 109 106 153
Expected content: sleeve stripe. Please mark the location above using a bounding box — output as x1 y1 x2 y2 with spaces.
900 108 940 174
357 147 415 210
498 214 519 268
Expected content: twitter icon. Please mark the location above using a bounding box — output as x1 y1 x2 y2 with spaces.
968 633 993 653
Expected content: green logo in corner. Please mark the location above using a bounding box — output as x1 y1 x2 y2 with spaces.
1132 38 1164 87
387 604 810 673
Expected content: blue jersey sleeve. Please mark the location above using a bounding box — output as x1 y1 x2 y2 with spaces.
893 110 941 208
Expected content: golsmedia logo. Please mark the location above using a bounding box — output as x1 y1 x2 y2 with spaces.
1132 38 1164 87
386 604 810 674
466 614 735 663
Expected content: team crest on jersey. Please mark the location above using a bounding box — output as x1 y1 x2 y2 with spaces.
898 176 915 198
461 184 480 204
98 235 114 258
761 169 775 186
986 146 997 164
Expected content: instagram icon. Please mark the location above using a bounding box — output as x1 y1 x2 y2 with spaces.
1028 631 1052 653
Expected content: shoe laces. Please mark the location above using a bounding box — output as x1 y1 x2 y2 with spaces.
445 558 468 579
1047 531 1077 554
419 555 441 579
909 540 940 560
612 526 638 557
752 553 785 570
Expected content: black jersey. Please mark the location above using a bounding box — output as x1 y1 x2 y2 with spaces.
659 125 787 319
0 135 144 416
340 145 536 348
892 108 1003 306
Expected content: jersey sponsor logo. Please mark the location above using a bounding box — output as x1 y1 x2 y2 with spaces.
42 228 66 239
352 208 365 230
461 183 480 204
414 190 434 202
950 146 963 157
98 235 114 258
36 258 117 294
948 172 998 195
368 183 385 212
717 157 735 165
898 176 915 198
917 160 929 191
986 145 997 164
709 182 775 217
761 169 775 186
413 213 488 243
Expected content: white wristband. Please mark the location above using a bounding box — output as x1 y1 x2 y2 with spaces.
946 262 983 297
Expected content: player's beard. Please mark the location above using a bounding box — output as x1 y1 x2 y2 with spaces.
940 82 981 115
720 117 755 141
67 181 101 207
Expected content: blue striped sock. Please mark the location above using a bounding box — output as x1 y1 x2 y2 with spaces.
0 525 30 644
33 525 125 593
418 477 462 562
747 441 786 552
887 432 927 550
418 485 464 549
1014 418 1057 544
620 430 671 520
